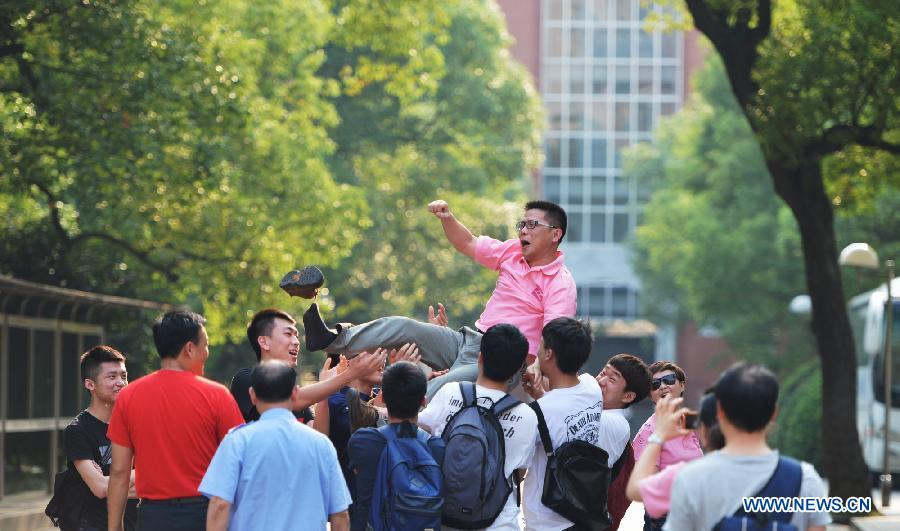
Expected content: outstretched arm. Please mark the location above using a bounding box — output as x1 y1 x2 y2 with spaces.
292 350 386 411
428 200 476 259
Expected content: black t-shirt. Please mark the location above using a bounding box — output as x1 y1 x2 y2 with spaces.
230 367 313 423
63 410 137 529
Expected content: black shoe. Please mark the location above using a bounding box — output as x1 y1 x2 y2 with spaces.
280 266 325 299
303 302 338 351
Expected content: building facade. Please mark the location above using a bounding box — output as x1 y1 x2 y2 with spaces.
499 0 704 374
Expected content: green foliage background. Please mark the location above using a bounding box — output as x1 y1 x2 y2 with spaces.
629 52 898 465
0 0 541 378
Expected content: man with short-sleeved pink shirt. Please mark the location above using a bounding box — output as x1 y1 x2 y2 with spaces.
303 199 577 399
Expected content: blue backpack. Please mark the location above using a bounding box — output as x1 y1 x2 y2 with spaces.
714 457 803 531
369 423 443 531
440 382 521 530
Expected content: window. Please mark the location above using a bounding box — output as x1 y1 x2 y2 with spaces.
570 64 586 94
613 176 630 205
616 29 630 58
8 327 28 419
567 138 584 167
592 65 608 94
592 0 609 21
661 66 677 95
571 28 586 57
614 138 630 168
589 287 607 315
611 287 630 316
591 101 608 130
638 102 652 132
638 65 653 94
547 0 564 20
591 138 607 168
612 213 630 242
590 176 607 205
639 30 653 57
544 174 561 203
661 32 677 58
548 28 563 58
547 101 562 130
615 102 631 131
568 212 584 242
590 213 607 242
616 0 633 21
593 29 608 58
545 138 561 168
545 63 564 94
569 101 585 131
61 332 80 416
33 331 54 417
572 0 587 20
568 175 585 205
615 65 630 94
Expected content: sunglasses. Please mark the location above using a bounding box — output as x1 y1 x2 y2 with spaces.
651 373 679 390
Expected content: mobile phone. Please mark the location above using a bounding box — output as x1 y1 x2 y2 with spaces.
683 411 699 430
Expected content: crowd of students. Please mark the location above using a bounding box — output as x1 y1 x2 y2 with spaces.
54 198 833 530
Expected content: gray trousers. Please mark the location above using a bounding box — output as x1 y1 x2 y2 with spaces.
324 316 489 400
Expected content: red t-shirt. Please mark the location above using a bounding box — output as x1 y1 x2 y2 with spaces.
107 370 243 499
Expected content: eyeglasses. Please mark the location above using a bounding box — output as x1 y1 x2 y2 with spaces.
516 219 557 231
651 373 679 390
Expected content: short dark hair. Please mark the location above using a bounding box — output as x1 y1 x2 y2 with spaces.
648 361 686 383
152 311 206 360
714 362 779 433
250 360 297 403
525 200 567 242
699 392 725 451
480 324 529 382
381 361 426 419
247 308 296 361
606 353 651 408
542 317 592 374
80 345 126 382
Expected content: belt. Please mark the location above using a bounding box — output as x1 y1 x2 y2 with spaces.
139 496 207 505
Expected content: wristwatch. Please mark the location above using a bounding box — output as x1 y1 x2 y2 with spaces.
648 433 665 446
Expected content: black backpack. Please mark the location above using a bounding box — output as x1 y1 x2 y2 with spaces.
45 468 88 530
530 401 612 530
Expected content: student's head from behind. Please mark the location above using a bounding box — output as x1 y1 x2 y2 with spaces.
714 362 778 434
80 345 128 403
479 324 529 383
249 360 298 404
381 361 427 420
539 317 592 375
648 360 686 402
697 391 725 451
247 308 300 365
152 311 208 373
597 353 651 409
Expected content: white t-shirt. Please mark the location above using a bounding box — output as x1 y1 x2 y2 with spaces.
523 373 604 531
419 382 538 531
597 408 630 467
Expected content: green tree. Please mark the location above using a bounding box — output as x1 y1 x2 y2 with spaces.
677 0 898 499
318 0 542 326
1 0 364 346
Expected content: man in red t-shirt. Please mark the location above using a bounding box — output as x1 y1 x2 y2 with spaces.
107 311 243 531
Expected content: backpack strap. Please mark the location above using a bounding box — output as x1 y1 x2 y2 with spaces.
529 401 554 456
734 456 803 524
489 394 520 417
459 381 476 407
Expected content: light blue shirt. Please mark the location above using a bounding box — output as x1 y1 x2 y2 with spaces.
200 407 351 530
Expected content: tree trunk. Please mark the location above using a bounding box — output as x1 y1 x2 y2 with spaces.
771 162 871 501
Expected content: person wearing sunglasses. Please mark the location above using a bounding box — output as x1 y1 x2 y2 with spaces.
631 361 703 531
302 199 577 401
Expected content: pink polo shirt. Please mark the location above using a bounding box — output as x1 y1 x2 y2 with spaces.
473 236 577 356
638 461 686 518
632 413 704 471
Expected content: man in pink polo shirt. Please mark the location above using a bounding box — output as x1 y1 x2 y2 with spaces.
303 199 577 399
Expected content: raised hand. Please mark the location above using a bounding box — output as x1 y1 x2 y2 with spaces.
427 369 449 381
347 348 388 378
428 199 452 219
389 343 421 365
319 355 348 382
427 303 448 327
